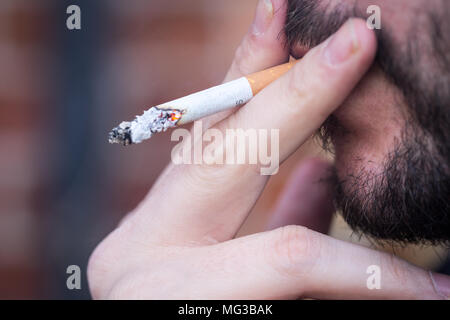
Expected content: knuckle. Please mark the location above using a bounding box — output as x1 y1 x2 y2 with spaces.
287 45 332 92
284 54 330 116
286 61 325 99
382 252 409 287
87 237 112 299
232 37 257 76
87 226 134 299
106 272 150 300
267 225 321 278
188 157 259 195
286 63 306 96
185 123 263 186
283 65 309 117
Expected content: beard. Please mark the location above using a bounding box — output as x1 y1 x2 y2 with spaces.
286 0 450 244
321 121 450 245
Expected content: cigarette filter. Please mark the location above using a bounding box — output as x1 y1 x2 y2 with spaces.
109 61 296 145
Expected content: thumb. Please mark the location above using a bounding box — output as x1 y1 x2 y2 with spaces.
203 226 445 299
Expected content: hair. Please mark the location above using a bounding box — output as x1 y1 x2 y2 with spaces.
285 0 450 244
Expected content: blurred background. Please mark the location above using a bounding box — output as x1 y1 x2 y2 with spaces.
0 0 448 299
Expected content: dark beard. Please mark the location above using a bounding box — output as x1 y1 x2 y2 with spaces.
326 125 450 245
285 0 450 244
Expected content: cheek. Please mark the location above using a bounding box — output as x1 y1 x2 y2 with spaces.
331 67 406 179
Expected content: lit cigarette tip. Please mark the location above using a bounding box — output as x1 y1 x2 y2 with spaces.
108 122 133 146
108 107 183 146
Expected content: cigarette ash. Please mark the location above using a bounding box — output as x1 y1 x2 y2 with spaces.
108 107 182 145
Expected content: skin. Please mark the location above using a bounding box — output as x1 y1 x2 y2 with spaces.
290 0 440 190
87 0 450 299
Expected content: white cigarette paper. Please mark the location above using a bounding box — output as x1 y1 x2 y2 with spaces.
162 77 253 124
108 61 296 145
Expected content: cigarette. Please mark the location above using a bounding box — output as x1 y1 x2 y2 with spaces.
108 60 296 145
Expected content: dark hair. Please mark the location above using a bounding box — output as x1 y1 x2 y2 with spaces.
285 0 450 244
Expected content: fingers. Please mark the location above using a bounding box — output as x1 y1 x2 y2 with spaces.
201 226 444 299
127 18 377 246
266 158 334 233
218 18 377 163
224 0 289 82
430 272 450 299
203 0 289 128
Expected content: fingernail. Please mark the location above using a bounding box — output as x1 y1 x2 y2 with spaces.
324 19 359 65
252 0 274 36
430 272 450 299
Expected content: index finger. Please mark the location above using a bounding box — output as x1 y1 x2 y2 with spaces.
128 18 377 246
203 0 289 129
218 18 377 164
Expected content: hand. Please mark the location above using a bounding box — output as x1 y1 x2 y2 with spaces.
87 0 448 299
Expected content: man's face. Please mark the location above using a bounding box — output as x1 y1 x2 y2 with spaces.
285 0 450 243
